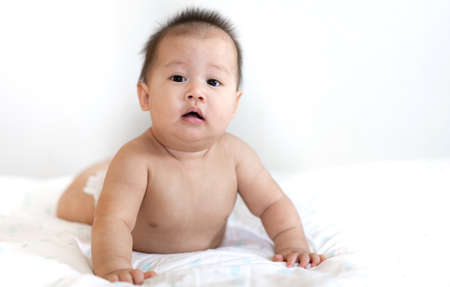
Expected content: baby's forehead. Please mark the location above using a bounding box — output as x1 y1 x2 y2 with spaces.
171 23 225 37
160 24 238 63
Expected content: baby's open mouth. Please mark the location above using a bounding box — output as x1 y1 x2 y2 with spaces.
182 111 204 121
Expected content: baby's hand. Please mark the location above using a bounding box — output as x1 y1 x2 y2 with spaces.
101 268 157 285
272 248 326 268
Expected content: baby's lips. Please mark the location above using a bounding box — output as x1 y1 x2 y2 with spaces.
182 106 206 121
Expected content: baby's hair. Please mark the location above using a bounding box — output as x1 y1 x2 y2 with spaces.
138 7 242 89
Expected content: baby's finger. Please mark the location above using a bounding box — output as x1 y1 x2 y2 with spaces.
118 271 133 283
104 274 118 283
130 269 144 285
272 254 284 262
298 253 310 268
309 253 320 267
319 254 327 263
286 253 299 267
144 270 157 279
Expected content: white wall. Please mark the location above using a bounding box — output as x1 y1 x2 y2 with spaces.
1 0 449 177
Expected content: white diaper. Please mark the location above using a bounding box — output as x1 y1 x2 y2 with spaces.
82 169 107 205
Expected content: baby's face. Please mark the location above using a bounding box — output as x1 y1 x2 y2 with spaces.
138 27 241 150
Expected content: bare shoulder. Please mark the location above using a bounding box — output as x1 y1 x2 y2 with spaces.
220 133 261 168
220 133 254 155
114 130 158 164
220 132 245 147
104 130 159 187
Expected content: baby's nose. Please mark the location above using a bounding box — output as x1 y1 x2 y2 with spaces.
185 92 205 103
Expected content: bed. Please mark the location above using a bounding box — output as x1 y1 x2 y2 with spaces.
1 159 449 286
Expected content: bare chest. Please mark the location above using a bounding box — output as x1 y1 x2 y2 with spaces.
139 161 238 230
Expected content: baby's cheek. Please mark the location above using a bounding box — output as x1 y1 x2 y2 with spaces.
213 113 233 131
217 103 236 121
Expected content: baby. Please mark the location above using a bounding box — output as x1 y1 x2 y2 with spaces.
57 8 326 285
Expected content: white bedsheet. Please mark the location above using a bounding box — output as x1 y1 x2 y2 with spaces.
1 159 449 286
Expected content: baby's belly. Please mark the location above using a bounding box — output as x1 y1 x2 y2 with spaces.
131 215 228 253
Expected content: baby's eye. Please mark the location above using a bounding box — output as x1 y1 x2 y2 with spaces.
169 75 187 82
206 79 221 87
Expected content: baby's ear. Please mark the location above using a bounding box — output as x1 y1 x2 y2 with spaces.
137 81 151 111
232 91 243 117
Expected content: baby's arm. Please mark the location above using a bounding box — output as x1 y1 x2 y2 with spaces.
233 136 326 268
91 144 156 284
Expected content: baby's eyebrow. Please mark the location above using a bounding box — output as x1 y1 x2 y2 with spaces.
164 60 186 68
163 60 232 76
208 64 231 75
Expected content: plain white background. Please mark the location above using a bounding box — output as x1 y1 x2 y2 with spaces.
1 0 449 177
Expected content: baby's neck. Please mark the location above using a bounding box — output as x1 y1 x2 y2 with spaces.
147 128 213 162
164 147 210 162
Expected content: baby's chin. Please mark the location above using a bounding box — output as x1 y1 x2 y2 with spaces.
176 131 217 148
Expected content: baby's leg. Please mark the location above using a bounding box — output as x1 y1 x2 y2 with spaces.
56 159 110 225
